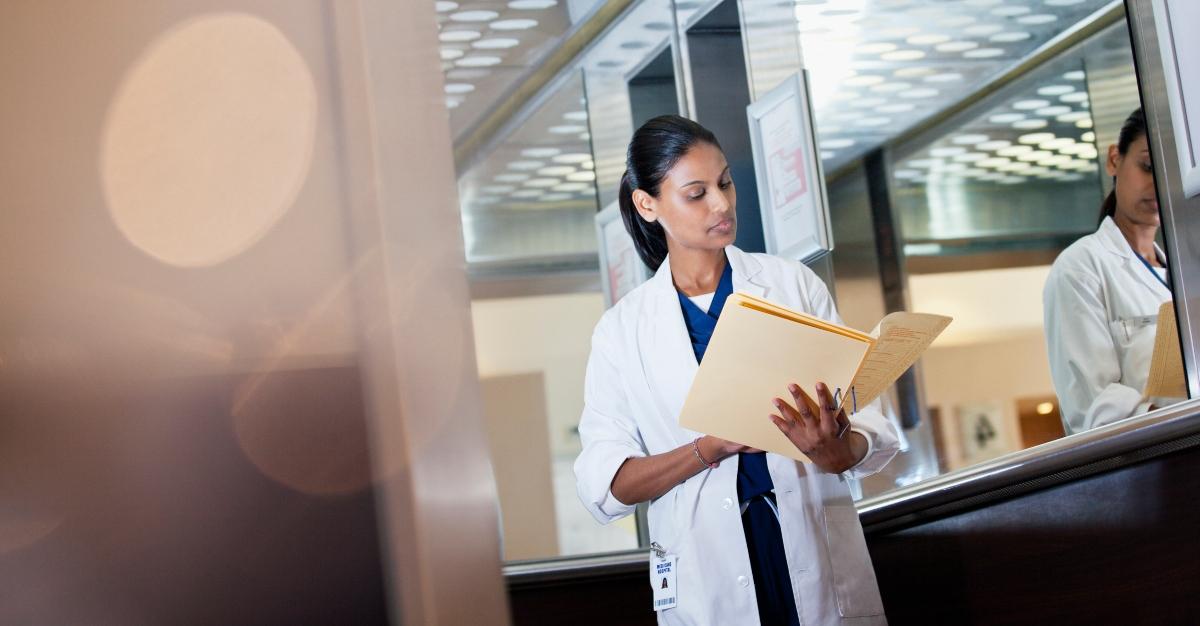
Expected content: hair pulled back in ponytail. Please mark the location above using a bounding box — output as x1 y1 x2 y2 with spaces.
618 115 721 270
1099 107 1148 224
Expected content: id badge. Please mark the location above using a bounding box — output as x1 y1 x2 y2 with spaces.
650 543 677 611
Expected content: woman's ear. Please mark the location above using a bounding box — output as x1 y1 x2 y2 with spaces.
632 189 657 223
1105 143 1120 177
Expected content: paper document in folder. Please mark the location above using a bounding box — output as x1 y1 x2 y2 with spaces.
1144 300 1188 399
677 292 951 462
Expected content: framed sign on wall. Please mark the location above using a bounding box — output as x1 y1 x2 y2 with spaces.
746 70 834 263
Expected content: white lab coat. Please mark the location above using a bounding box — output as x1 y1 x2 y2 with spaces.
575 246 901 626
1043 217 1173 434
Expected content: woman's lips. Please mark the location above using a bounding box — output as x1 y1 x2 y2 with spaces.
711 218 734 233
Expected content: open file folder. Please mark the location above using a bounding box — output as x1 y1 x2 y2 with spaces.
678 292 952 462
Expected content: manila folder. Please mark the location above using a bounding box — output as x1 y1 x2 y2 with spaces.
677 293 872 463
1145 300 1187 399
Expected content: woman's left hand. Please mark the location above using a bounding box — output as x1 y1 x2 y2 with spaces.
769 382 867 474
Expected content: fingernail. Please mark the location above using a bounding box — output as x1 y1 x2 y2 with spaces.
773 399 782 408
789 384 798 393
817 382 826 392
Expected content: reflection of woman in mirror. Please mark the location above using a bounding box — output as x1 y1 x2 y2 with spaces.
1044 108 1172 434
574 115 900 625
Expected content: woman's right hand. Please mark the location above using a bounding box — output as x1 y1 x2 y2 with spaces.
700 436 761 463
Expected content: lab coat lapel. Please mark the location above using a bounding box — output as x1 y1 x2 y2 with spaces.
1097 217 1172 299
726 246 769 299
639 256 700 427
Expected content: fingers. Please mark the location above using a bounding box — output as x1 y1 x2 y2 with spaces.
788 384 818 421
814 383 839 438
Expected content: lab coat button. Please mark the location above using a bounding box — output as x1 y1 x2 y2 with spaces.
737 575 750 588
721 497 734 510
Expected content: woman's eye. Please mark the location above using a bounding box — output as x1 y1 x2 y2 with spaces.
718 179 732 189
689 191 705 201
1140 161 1153 172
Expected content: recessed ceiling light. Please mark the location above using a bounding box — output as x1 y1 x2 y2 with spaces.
952 134 991 145
521 147 560 158
567 171 597 182
963 48 1005 58
991 31 1031 43
963 0 1001 7
446 98 462 109
924 72 964 83
1063 70 1086 81
444 82 475 94
1036 105 1071 116
507 160 544 170
989 113 1025 123
1037 85 1075 96
1019 133 1057 145
820 151 836 160
456 56 502 67
978 157 1010 168
538 165 575 176
523 178 559 187
936 41 978 53
877 103 916 113
895 66 936 77
511 189 541 198
997 145 1033 156
451 10 499 22
1081 131 1096 142
508 0 557 8
552 152 592 163
907 34 951 45
491 19 539 30
562 111 588 122
1058 111 1092 123
540 192 573 201
548 124 586 134
871 82 913 93
1013 119 1049 129
553 182 590 192
1060 92 1089 103
977 140 1011 151
1012 99 1050 110
480 184 516 193
881 50 927 61
494 173 530 182
1017 14 1058 25
1039 138 1076 150
907 159 938 168
953 152 988 162
436 1 459 12
1076 118 1094 129
439 30 481 42
473 37 521 49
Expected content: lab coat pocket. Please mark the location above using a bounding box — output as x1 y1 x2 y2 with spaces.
822 505 885 618
1107 316 1157 382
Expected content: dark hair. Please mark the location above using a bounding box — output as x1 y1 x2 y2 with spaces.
1099 107 1148 224
619 115 722 270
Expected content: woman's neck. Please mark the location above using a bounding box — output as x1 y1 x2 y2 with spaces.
1112 213 1161 267
670 246 726 296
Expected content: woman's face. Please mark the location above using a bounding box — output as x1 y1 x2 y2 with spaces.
633 142 737 254
1107 135 1159 227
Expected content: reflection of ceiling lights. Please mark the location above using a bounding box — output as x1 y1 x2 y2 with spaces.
552 152 591 163
451 10 500 22
548 124 586 134
523 178 559 187
491 18 539 30
457 56 502 67
444 83 475 94
436 1 459 12
494 173 530 182
507 160 544 170
439 30 481 42
566 171 596 182
521 147 560 158
508 0 557 8
441 48 465 60
473 38 521 49
562 110 588 122
540 192 573 201
538 165 575 176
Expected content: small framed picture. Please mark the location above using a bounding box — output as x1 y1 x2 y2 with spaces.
1149 0 1200 197
746 70 834 263
595 201 651 308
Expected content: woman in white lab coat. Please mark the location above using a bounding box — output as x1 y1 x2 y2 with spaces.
574 115 900 625
1044 108 1172 434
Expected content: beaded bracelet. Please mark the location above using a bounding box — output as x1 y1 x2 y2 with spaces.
691 437 718 469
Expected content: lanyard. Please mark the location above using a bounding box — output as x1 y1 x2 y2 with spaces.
1131 243 1171 291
